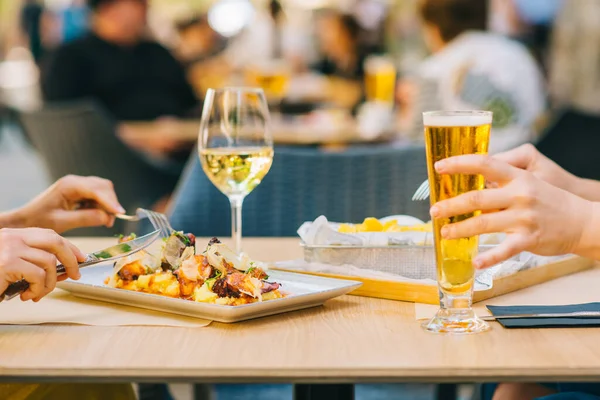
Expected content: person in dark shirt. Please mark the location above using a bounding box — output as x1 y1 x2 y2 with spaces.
41 0 198 121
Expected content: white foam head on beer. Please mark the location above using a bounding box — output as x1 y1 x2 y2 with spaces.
423 112 492 127
365 56 396 73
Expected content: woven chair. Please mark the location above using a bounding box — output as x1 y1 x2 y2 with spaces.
168 144 430 237
18 100 180 236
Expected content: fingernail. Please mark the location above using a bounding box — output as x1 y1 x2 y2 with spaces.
473 258 483 269
76 272 82 280
441 226 449 238
430 206 439 217
434 160 446 172
117 206 126 214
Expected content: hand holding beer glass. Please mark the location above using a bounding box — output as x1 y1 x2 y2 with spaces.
421 110 492 334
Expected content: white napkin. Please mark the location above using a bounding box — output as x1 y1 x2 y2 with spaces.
356 101 394 139
298 215 505 246
298 215 433 246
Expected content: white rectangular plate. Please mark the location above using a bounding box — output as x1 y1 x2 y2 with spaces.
57 265 362 323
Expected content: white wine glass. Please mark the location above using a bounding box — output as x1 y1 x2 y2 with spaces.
198 87 274 254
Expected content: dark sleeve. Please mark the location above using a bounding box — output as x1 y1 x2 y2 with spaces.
153 44 199 114
310 58 333 76
40 45 91 102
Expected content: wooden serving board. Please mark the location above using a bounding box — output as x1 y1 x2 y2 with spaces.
275 256 595 305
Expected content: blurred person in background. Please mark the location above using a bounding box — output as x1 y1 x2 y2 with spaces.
548 0 600 115
308 10 369 109
20 0 44 62
222 0 312 72
350 0 389 55
41 0 198 122
398 0 546 153
174 15 228 97
58 0 91 44
489 0 563 72
20 0 60 63
175 15 226 70
312 10 366 81
41 0 199 166
510 0 562 70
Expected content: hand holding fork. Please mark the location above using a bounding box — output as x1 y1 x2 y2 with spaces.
76 201 174 238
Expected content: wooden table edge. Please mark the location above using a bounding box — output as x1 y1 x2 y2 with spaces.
2 367 600 383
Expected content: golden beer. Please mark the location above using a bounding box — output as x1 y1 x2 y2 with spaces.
422 110 492 334
364 56 396 103
245 61 290 102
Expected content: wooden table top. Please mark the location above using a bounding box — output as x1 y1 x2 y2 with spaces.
2 237 600 383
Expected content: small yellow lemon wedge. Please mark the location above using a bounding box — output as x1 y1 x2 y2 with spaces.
338 224 357 233
362 217 384 232
355 223 368 232
382 219 399 232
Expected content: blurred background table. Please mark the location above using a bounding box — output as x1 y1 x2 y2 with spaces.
119 113 397 147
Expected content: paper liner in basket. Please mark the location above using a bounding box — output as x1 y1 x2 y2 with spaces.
292 215 571 291
298 215 504 247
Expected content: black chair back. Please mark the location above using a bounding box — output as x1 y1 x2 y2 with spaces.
19 100 180 235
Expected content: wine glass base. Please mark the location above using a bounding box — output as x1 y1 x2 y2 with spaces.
421 308 490 335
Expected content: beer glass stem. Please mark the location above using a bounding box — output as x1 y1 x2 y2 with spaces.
229 195 244 254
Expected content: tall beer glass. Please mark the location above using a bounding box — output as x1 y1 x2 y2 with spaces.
421 110 492 334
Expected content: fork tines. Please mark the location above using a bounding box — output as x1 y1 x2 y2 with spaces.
138 209 173 238
411 180 430 201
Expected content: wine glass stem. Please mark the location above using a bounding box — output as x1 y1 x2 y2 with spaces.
229 196 244 254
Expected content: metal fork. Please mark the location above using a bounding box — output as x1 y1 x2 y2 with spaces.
116 208 173 238
411 179 430 201
411 178 497 201
76 201 174 238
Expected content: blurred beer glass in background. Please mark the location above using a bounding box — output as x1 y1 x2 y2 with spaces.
421 110 492 335
364 55 396 104
245 59 290 105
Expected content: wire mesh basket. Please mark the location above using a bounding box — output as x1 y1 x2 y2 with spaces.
302 244 495 280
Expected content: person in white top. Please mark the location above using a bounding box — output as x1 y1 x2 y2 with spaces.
400 0 546 154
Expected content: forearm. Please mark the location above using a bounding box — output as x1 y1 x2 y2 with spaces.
575 202 600 260
0 209 27 229
569 178 600 202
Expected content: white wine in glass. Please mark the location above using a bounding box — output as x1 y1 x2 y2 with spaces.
199 146 273 197
198 88 273 254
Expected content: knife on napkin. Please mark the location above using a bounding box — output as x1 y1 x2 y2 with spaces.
0 230 160 302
